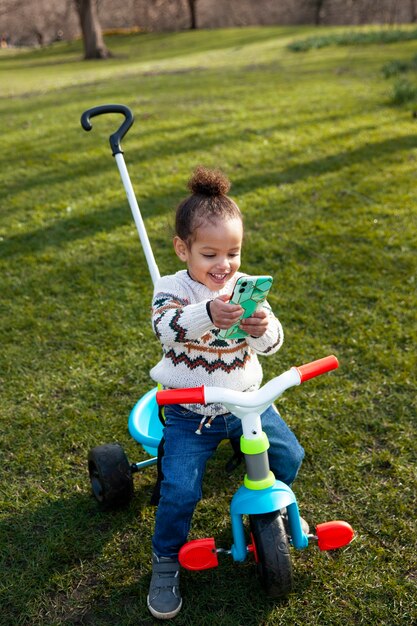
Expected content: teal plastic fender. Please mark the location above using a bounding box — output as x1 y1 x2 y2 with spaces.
128 388 163 455
230 481 308 561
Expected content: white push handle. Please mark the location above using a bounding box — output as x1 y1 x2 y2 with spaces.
115 153 160 285
81 105 161 286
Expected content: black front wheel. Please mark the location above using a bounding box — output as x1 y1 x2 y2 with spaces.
88 443 133 509
249 511 293 599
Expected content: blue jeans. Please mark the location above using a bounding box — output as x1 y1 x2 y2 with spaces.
152 404 304 558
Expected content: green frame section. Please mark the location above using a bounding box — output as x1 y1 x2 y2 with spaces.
244 470 276 490
240 432 270 455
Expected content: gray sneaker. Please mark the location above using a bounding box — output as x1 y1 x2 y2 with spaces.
147 553 182 620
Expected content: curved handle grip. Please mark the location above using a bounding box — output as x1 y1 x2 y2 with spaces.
80 104 134 155
156 386 206 406
295 355 339 383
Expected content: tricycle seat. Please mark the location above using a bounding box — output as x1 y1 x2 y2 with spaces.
128 387 163 456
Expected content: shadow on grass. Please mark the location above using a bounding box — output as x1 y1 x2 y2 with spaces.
233 132 417 193
1 492 139 624
1 67 381 205
1 481 313 626
2 114 222 202
4 129 417 264
0 197 170 262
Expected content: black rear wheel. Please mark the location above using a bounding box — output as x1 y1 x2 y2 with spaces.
88 443 133 509
249 511 293 599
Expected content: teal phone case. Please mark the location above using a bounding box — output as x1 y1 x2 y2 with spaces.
218 275 273 339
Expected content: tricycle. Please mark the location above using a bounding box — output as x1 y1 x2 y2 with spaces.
81 104 354 599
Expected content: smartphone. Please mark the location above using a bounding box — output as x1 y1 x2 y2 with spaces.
218 275 273 339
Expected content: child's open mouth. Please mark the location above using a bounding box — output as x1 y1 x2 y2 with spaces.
209 273 229 284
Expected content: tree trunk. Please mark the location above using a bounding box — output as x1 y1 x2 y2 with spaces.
74 0 111 59
186 0 197 30
411 0 417 22
311 0 325 25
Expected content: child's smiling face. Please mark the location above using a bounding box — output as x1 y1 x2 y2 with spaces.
174 217 243 291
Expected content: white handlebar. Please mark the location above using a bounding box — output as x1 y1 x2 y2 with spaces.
156 356 339 416
204 367 301 410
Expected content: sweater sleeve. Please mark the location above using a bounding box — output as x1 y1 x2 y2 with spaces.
245 302 284 356
151 278 213 345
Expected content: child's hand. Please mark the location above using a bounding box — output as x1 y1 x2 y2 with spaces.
209 295 243 330
239 309 269 338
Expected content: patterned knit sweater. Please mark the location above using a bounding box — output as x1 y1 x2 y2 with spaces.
150 270 283 416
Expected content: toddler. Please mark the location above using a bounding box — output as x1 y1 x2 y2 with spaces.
147 166 304 619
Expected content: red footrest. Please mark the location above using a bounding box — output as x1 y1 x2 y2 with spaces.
316 520 355 550
179 538 219 571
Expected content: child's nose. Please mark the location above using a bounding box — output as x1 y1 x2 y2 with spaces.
216 257 230 270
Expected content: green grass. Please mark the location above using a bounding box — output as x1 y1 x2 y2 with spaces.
1 26 416 625
288 25 417 51
381 56 417 78
389 77 417 104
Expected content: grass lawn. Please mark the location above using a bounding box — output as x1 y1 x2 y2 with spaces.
1 25 416 625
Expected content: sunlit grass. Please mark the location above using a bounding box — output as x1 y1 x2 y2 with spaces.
1 26 416 625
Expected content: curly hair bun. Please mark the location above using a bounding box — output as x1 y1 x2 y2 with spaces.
188 166 231 197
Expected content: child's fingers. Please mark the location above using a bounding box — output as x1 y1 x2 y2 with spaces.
213 296 242 313
240 312 266 326
210 297 243 328
216 302 243 318
246 310 267 319
223 311 244 325
221 300 243 313
217 295 243 313
240 312 268 337
241 318 266 328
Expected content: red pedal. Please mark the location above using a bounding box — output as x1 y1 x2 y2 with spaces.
178 538 219 571
316 520 355 551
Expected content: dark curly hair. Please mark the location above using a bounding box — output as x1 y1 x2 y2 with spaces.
175 166 242 245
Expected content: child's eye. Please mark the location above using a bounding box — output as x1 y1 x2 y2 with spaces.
202 254 215 258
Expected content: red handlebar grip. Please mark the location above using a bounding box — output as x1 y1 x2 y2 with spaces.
296 355 339 382
156 386 206 406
